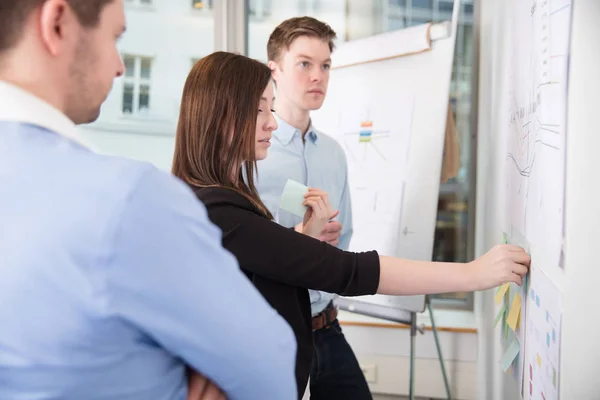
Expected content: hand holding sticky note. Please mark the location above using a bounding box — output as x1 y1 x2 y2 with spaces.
279 179 309 218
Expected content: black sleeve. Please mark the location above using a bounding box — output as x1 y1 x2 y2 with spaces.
210 205 380 296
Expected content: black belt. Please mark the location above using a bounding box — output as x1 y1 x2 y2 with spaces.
312 302 338 331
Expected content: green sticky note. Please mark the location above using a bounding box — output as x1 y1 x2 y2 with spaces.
279 179 309 218
500 339 520 372
494 303 507 327
504 317 509 339
502 232 508 244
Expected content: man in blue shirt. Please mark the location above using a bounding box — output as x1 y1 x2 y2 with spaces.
257 17 372 400
0 1 296 399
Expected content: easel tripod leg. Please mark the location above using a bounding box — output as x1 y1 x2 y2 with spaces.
428 300 452 400
409 311 416 400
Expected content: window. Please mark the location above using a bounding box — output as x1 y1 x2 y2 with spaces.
80 2 214 172
121 55 153 115
409 0 433 26
438 1 454 13
249 0 272 20
412 0 432 8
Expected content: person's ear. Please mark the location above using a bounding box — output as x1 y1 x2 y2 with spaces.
39 0 77 57
268 60 279 82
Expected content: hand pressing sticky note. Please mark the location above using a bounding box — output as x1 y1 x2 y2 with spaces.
506 292 522 331
280 179 309 218
495 283 510 305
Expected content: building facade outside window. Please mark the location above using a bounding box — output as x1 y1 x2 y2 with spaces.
81 0 214 171
122 55 153 115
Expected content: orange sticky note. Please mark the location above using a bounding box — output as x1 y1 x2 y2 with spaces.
506 292 522 331
536 353 541 367
495 283 510 305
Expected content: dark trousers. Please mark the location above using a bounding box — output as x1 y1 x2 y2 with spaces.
309 319 373 400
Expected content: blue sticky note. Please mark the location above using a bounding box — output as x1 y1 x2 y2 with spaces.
536 295 540 307
500 339 521 372
279 179 309 218
552 329 556 342
530 288 535 301
546 333 550 347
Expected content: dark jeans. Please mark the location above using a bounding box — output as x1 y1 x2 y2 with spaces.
309 319 373 400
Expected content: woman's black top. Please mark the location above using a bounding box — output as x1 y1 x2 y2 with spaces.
193 186 380 397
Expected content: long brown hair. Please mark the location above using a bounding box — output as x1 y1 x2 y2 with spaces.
172 51 274 219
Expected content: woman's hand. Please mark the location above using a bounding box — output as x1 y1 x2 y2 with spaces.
468 244 531 290
301 188 339 239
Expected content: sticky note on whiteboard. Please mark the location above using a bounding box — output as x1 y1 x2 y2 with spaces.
279 179 309 218
507 292 522 331
500 339 520 372
495 283 510 305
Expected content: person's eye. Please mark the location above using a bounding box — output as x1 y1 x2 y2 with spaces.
300 61 309 68
323 64 331 70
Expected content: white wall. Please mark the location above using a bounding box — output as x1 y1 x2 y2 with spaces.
560 0 600 397
476 0 600 398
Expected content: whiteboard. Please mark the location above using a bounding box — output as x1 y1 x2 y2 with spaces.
311 3 460 318
499 0 571 397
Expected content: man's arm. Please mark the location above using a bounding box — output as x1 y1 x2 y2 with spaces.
105 168 297 400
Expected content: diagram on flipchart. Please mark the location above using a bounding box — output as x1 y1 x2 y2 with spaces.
312 96 414 257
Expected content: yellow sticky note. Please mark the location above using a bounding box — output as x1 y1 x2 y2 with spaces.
506 292 522 331
495 283 510 305
536 353 541 367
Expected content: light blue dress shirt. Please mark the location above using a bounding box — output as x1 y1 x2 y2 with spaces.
256 115 353 316
0 81 297 400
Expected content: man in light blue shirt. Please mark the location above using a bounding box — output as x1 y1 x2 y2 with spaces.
257 17 372 399
0 1 296 399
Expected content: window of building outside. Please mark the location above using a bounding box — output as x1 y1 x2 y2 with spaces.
121 55 152 115
80 1 214 171
247 0 476 309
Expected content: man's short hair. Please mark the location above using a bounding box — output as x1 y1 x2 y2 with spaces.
0 0 114 53
267 16 337 63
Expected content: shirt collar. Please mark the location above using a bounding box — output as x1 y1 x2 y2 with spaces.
273 114 319 145
0 80 91 149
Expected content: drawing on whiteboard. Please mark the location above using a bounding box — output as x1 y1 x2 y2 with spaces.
506 0 571 268
341 118 392 167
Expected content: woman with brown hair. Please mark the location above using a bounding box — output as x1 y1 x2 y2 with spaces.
172 51 530 398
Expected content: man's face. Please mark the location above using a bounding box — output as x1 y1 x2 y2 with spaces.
64 0 125 124
270 36 331 112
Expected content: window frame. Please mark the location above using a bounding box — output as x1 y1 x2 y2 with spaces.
121 54 153 116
